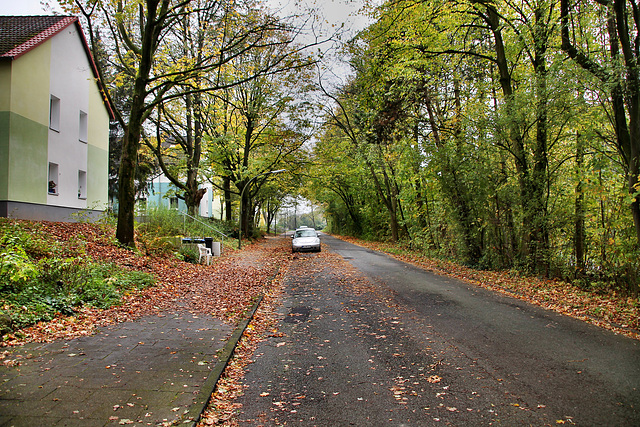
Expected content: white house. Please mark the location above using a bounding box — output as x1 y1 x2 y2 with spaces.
145 173 223 219
0 16 112 221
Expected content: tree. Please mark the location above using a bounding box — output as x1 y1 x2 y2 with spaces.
308 0 638 291
202 39 316 238
561 0 640 248
310 120 367 236
70 0 317 247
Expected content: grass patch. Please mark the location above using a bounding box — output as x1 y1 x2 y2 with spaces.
136 206 236 257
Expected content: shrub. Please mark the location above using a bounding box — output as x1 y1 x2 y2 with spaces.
0 221 156 332
177 245 199 264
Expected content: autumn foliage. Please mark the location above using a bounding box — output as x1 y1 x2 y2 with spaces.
0 220 290 348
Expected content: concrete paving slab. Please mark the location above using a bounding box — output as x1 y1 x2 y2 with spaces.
7 415 60 427
0 312 233 426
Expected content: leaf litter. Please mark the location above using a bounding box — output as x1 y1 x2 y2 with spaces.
3 224 635 424
337 236 640 340
199 236 639 426
1 221 291 363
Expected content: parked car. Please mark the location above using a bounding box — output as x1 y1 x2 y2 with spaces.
291 227 321 253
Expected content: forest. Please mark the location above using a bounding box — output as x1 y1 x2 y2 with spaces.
310 0 640 295
65 0 639 296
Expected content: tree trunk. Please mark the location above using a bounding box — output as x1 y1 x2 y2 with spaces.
184 90 204 217
223 176 233 222
330 184 362 234
412 120 429 232
530 7 551 275
115 122 141 247
116 86 147 247
561 0 640 248
115 0 163 248
484 3 553 272
575 131 586 275
240 182 251 238
265 200 272 234
366 160 400 242
424 94 481 264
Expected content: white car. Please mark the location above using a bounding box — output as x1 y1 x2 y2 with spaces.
291 228 321 253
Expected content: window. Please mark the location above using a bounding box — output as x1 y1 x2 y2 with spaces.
170 197 178 209
79 111 88 143
49 95 60 132
78 170 87 199
48 163 59 194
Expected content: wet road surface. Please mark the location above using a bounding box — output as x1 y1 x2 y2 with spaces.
237 235 640 425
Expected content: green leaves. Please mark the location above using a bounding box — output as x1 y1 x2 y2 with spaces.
310 0 640 292
0 248 38 290
0 220 156 331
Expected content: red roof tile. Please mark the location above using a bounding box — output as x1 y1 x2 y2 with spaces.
0 16 78 59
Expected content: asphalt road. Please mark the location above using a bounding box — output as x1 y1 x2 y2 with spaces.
237 235 640 425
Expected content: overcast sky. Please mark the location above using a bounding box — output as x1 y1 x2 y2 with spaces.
1 0 371 78
0 0 370 33
0 0 63 15
1 0 371 91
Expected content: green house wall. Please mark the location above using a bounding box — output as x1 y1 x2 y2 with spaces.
0 112 8 201
1 112 48 204
0 39 51 205
87 75 109 209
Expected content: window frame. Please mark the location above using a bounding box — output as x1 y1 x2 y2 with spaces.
48 162 59 195
78 170 87 199
49 95 60 132
79 110 88 143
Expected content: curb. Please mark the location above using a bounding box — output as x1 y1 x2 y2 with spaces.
183 294 264 426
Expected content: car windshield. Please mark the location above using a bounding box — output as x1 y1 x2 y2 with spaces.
295 229 316 238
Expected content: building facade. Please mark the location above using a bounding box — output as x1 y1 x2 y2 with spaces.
145 174 223 219
0 16 111 221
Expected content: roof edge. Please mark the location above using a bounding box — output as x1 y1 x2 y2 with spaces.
73 20 116 121
2 16 78 60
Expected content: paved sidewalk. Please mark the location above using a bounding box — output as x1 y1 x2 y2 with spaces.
0 312 232 426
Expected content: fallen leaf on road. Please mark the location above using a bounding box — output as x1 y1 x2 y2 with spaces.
427 375 441 383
